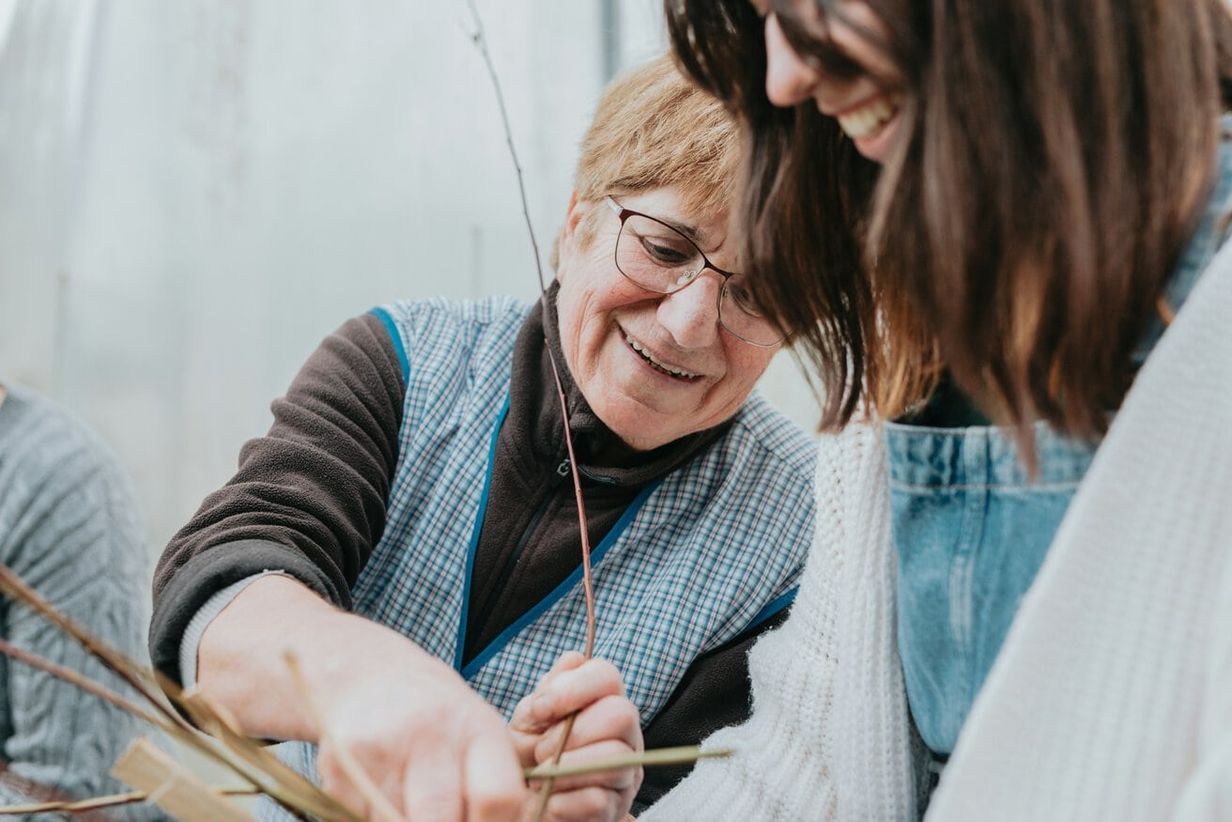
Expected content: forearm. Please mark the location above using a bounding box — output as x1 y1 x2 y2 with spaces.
196 574 459 742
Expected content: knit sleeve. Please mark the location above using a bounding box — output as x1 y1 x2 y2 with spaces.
1173 543 1232 819
633 609 789 812
149 312 405 685
0 397 157 818
640 425 917 821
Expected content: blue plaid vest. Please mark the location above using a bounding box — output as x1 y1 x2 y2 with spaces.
267 297 815 809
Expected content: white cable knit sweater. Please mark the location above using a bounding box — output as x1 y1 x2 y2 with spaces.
643 240 1232 820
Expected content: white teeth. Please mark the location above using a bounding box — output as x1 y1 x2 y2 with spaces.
625 334 700 379
837 94 901 140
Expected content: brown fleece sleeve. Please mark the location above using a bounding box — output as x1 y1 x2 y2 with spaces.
148 312 405 684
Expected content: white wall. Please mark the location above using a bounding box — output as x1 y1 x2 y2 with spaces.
0 0 819 555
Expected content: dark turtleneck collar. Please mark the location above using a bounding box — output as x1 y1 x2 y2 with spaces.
504 282 732 487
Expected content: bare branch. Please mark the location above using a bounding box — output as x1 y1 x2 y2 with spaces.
461 7 600 816
0 565 193 737
524 746 733 782
0 640 168 730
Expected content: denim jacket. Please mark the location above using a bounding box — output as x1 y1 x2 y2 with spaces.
889 125 1232 758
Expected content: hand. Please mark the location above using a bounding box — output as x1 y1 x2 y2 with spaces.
197 576 527 821
510 652 643 822
312 644 528 822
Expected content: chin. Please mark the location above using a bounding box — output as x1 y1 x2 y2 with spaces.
610 418 673 452
595 400 676 452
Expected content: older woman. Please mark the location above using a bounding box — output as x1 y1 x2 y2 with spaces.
148 56 815 821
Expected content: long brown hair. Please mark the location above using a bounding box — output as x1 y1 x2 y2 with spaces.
667 0 1232 445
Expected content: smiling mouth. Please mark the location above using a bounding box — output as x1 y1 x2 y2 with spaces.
624 332 702 382
836 93 902 142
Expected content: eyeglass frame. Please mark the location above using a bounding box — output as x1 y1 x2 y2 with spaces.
603 196 786 347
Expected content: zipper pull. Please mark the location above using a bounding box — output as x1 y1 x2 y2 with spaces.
556 458 572 477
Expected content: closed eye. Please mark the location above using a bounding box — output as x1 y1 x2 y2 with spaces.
726 280 766 317
638 234 695 266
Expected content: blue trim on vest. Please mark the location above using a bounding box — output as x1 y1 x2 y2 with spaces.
368 307 410 383
460 477 666 679
452 395 511 671
746 587 797 633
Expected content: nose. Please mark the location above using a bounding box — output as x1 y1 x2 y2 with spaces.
764 12 820 107
655 271 723 350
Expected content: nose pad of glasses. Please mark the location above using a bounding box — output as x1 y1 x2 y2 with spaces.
672 270 695 289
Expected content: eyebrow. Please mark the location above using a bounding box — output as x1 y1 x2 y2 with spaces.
609 196 716 250
659 215 705 246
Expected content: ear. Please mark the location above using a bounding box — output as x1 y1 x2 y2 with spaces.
561 190 583 240
554 191 584 283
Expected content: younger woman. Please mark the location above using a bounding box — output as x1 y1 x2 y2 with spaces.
644 0 1232 818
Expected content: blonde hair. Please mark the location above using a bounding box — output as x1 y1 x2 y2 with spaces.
552 54 740 267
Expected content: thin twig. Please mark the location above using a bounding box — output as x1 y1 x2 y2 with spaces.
0 567 278 807
0 639 168 730
0 565 194 736
0 786 259 816
283 651 401 822
463 4 598 818
0 565 280 811
0 563 351 822
171 680 359 822
523 746 732 781
0 790 147 816
463 0 546 293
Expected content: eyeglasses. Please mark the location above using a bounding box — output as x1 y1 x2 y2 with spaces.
604 197 787 347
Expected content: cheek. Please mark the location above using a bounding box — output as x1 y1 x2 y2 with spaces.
554 258 633 374
734 349 776 392
709 346 776 414
553 279 589 376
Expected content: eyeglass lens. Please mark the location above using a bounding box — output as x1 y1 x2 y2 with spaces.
614 213 784 346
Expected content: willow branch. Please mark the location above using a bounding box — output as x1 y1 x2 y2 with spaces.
0 566 291 808
0 790 148 816
463 5 598 818
0 564 355 821
523 746 732 781
170 679 358 822
0 565 193 737
0 786 259 816
0 640 168 730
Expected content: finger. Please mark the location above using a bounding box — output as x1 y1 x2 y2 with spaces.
317 743 402 821
546 650 587 678
317 760 374 822
510 652 588 735
463 728 527 822
402 753 463 822
529 739 642 794
533 695 642 763
527 659 625 726
534 652 589 695
541 785 625 822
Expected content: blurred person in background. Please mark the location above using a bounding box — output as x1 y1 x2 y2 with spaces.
149 55 816 821
0 380 159 819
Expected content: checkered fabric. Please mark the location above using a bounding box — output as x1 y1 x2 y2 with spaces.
263 298 817 814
